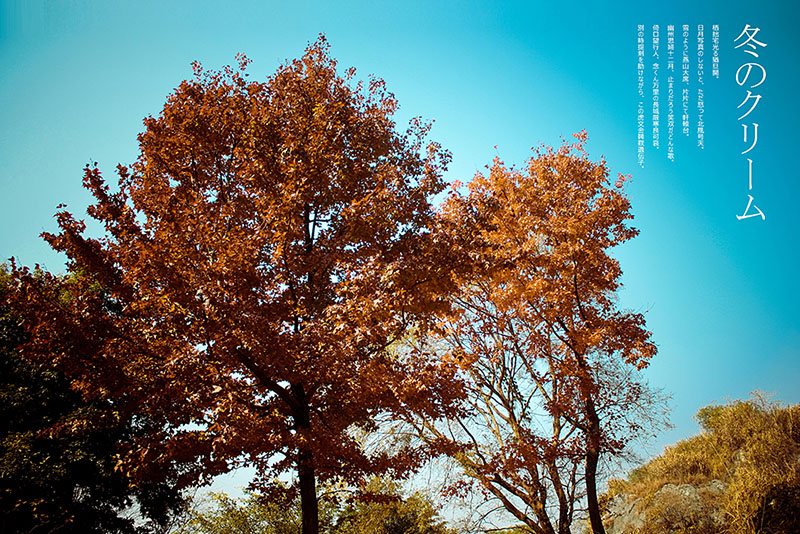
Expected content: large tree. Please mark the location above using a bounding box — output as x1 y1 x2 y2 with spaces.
14 37 460 534
422 134 660 534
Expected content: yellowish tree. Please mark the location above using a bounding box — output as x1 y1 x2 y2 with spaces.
425 134 658 534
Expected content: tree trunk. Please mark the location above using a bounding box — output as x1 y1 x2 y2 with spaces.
572 349 606 534
298 447 319 534
291 383 319 534
584 399 606 534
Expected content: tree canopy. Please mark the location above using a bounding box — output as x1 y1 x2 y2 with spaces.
11 36 461 534
3 37 671 534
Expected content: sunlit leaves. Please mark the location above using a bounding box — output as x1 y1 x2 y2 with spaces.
426 134 661 534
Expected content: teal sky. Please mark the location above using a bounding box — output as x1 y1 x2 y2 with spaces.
1 0 798 470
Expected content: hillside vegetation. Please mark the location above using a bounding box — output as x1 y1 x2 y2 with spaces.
602 394 800 534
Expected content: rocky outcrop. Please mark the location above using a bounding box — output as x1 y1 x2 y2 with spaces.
603 480 727 534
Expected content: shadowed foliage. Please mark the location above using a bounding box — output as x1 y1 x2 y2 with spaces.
176 478 457 534
0 266 187 534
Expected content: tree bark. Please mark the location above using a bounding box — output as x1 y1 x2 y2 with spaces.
584 398 606 534
292 383 319 534
298 447 319 534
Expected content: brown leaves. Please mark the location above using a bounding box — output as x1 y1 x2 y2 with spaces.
22 36 462 500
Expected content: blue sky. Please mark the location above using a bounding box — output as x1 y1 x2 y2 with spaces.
1 0 798 476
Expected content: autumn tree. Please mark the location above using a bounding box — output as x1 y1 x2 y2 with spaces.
12 37 460 534
421 134 660 534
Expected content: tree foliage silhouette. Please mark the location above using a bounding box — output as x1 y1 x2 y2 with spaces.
1 266 187 534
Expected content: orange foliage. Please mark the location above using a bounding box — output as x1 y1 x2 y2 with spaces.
428 134 658 534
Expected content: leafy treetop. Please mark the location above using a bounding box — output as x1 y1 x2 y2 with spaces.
13 36 461 534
